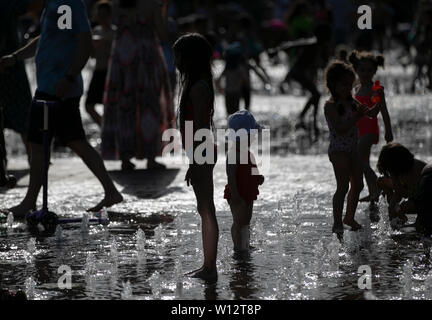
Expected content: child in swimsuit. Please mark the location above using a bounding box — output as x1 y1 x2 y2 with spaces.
324 61 381 238
224 110 264 252
349 50 393 221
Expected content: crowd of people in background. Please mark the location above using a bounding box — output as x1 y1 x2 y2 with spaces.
0 0 432 282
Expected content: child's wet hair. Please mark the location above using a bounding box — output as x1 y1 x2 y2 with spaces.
377 143 414 177
348 50 385 70
325 60 355 102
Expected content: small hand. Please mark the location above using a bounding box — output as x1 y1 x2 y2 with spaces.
385 131 393 143
54 77 72 100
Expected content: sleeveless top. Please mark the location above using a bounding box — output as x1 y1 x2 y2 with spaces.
326 100 358 156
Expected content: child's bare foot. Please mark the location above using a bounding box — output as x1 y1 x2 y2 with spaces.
86 192 123 212
186 266 217 282
343 218 362 231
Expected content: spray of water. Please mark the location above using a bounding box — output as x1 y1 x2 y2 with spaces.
135 228 146 262
149 271 162 300
121 281 133 300
25 277 36 300
401 260 414 299
55 225 63 241
110 238 119 268
81 213 89 233
7 212 14 228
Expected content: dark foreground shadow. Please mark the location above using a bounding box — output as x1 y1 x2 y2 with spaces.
108 168 180 199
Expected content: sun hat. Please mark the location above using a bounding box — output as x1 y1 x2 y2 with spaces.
226 110 263 141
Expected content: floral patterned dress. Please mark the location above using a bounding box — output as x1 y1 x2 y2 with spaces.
101 5 175 160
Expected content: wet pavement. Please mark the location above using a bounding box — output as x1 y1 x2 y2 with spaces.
1 61 432 300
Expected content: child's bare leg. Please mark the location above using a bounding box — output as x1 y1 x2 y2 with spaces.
343 156 364 229
189 169 219 280
330 153 350 228
67 140 123 212
230 200 253 251
358 134 379 201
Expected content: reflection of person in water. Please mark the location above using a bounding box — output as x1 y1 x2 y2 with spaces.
377 143 432 236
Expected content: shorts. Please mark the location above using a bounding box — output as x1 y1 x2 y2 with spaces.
86 69 107 104
27 91 86 145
